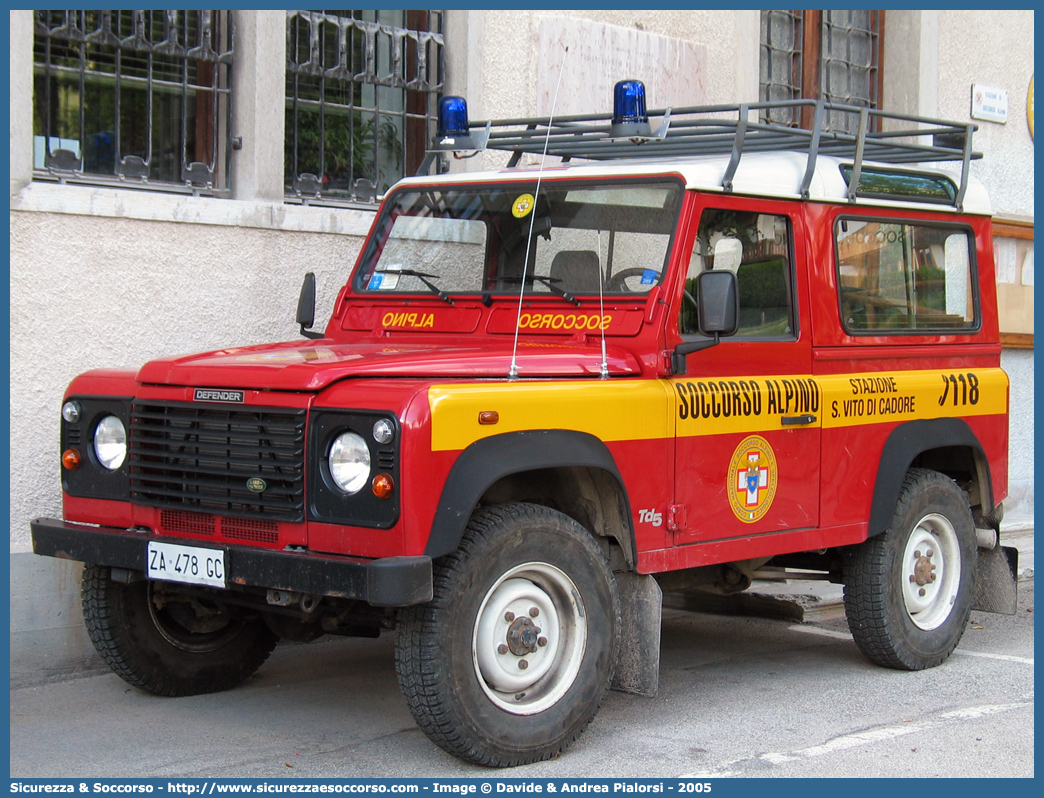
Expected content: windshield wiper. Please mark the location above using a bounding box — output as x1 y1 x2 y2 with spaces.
376 268 455 306
501 275 581 307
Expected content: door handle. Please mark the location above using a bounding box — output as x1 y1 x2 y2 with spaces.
781 414 817 426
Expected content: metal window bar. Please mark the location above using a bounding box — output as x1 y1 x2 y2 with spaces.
32 10 234 195
759 10 882 134
820 10 879 134
759 10 803 127
285 10 444 205
422 99 979 210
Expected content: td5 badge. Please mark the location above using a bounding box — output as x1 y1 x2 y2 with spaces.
728 435 778 523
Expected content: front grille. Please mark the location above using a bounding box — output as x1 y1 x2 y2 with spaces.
159 510 279 544
160 509 216 536
130 401 306 522
222 516 279 543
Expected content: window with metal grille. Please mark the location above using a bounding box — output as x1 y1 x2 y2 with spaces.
32 10 234 194
760 10 881 133
285 10 444 205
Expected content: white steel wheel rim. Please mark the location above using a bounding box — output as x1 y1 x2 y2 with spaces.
901 513 961 630
473 562 588 715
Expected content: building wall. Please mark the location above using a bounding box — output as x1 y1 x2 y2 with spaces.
8 9 380 684
8 185 375 685
475 9 760 116
1002 349 1035 519
934 10 1035 518
9 9 1035 683
9 187 371 549
936 10 1035 218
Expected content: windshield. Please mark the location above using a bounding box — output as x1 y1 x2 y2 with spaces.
354 178 684 298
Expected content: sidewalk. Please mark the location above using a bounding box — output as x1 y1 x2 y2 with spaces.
663 519 1033 623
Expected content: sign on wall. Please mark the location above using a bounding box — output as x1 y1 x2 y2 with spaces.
971 84 1008 124
536 19 707 119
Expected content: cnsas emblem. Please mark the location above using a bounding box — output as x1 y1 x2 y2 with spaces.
727 435 778 523
246 477 267 494
512 193 535 219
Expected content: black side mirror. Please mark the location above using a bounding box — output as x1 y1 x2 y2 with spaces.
297 273 323 339
695 269 738 336
671 270 738 374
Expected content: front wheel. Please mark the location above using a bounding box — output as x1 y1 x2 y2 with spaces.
81 565 279 696
395 503 620 767
843 468 977 670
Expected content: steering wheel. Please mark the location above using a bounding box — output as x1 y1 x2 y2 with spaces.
605 268 652 292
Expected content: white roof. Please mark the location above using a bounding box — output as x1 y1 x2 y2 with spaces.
397 152 992 216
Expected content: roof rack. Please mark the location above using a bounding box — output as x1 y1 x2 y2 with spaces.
421 98 980 211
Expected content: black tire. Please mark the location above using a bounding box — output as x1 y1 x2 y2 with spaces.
395 503 620 767
81 564 279 696
843 468 977 670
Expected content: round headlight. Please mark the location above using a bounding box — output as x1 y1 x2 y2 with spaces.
372 419 395 445
93 415 127 470
62 401 82 423
328 431 370 494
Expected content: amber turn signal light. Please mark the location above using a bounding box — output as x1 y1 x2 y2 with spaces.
478 411 499 425
372 473 394 499
62 449 81 470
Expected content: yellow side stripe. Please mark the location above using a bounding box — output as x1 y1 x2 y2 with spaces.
821 369 1006 430
673 369 1007 436
429 380 673 452
428 368 1008 452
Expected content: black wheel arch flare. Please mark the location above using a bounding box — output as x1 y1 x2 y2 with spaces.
869 418 994 538
424 430 636 565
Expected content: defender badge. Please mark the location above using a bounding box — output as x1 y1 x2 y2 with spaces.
193 388 244 404
727 435 778 523
246 477 267 493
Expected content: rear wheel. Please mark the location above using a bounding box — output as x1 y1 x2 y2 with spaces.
843 468 977 670
81 564 278 696
396 503 620 767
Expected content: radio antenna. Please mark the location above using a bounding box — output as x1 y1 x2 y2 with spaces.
597 230 609 379
508 51 567 381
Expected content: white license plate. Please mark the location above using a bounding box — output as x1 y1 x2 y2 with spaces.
147 541 226 588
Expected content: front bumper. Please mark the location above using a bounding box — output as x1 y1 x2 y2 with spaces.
30 517 432 607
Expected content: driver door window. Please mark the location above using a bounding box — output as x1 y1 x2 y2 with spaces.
681 210 795 338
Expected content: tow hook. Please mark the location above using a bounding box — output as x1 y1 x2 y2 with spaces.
267 589 321 612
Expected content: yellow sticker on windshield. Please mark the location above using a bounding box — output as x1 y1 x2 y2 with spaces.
512 193 535 219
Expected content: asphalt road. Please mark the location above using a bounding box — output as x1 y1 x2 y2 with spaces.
10 576 1033 779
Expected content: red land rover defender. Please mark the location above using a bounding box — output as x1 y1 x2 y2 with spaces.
32 84 1017 767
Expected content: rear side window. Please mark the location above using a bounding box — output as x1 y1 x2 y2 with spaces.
836 218 978 333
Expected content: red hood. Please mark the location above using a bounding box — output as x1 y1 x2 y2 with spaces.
135 339 643 390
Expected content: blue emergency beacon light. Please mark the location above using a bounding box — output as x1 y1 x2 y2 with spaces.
611 79 654 139
434 95 490 153
438 96 470 139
